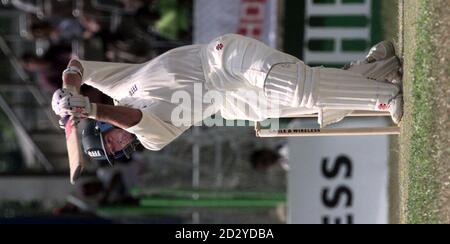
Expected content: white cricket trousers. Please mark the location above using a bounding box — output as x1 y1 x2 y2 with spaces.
201 34 400 124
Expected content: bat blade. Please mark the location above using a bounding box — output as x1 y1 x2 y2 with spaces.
63 85 86 185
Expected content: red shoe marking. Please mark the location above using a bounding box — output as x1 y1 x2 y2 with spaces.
378 103 390 110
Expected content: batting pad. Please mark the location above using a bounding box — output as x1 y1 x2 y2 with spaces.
314 68 400 111
264 61 316 108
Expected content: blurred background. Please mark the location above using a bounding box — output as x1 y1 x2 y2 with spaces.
0 0 397 224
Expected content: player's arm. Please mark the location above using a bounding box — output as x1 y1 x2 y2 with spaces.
93 104 143 129
54 59 143 128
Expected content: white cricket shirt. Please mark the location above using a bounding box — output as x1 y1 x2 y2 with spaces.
78 45 216 151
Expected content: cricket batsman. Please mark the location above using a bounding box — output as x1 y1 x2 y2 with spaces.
52 34 403 164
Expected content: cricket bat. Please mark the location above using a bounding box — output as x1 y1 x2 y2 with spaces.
63 84 86 185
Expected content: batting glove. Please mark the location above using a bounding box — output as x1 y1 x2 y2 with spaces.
52 88 97 119
52 88 73 117
59 94 96 119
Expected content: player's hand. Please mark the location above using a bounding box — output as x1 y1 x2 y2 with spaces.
52 89 94 119
59 94 93 119
52 88 73 117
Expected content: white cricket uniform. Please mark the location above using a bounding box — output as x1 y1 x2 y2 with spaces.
78 34 399 151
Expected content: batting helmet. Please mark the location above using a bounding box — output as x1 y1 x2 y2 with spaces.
81 119 140 165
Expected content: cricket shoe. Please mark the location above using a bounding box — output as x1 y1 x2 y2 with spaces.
365 41 403 88
347 56 402 82
367 41 403 87
381 94 403 125
345 41 403 87
343 41 396 69
365 41 397 63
